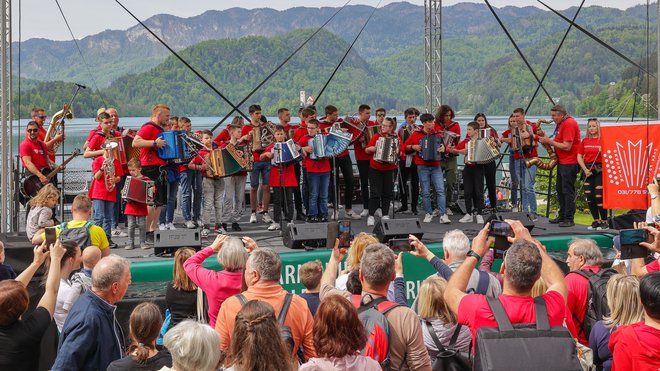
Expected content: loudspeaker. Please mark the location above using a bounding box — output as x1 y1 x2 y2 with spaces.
373 218 423 243
283 222 329 249
485 211 535 232
154 229 202 256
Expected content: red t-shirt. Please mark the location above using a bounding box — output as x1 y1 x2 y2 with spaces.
190 148 213 178
37 126 57 162
293 122 308 143
578 137 602 164
554 116 581 164
87 130 123 152
298 135 330 173
264 143 298 187
646 259 659 273
136 121 166 166
566 266 601 346
458 291 566 350
124 175 150 216
319 120 349 158
213 128 230 147
404 130 442 167
89 156 124 202
19 138 49 170
609 322 660 371
397 124 419 160
86 125 102 142
368 133 402 171
354 120 378 161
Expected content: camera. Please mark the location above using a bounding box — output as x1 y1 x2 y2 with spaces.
388 238 414 253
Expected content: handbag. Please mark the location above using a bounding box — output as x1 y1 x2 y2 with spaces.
196 287 209 324
425 321 471 371
156 308 171 346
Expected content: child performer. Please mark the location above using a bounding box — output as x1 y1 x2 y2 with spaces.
261 125 298 231
298 119 330 223
123 158 152 249
25 183 60 241
220 121 248 232
89 141 123 241
364 117 402 226
189 130 223 236
448 121 485 224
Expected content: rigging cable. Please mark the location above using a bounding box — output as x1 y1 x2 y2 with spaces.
313 0 382 105
525 0 585 113
53 0 108 107
17 0 21 131
483 0 555 105
113 0 249 121
211 0 352 131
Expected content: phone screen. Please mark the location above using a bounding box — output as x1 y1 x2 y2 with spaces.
489 220 514 238
619 229 648 246
338 221 351 248
388 238 413 252
45 227 57 247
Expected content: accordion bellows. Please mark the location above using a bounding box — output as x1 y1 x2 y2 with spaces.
467 137 502 164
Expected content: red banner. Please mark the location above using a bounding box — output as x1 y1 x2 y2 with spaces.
601 121 660 209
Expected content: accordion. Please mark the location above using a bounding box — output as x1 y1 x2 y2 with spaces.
478 128 493 139
363 125 381 145
309 127 352 159
157 131 191 162
373 136 400 164
250 122 276 152
309 135 326 160
467 137 502 164
207 143 253 178
121 176 155 205
272 139 302 165
420 134 443 161
341 116 367 144
122 129 140 161
441 130 460 148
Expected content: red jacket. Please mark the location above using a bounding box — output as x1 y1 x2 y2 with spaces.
609 322 660 371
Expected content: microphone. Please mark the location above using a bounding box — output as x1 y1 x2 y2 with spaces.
75 83 87 89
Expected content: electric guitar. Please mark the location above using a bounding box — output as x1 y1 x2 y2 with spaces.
20 148 81 199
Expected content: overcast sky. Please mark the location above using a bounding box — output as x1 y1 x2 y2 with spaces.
13 0 651 41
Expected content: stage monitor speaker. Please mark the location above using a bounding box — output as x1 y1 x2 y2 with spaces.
283 222 329 249
485 212 535 232
373 218 423 243
154 230 202 256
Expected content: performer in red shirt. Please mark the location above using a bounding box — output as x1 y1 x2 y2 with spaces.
241 104 274 225
449 122 485 223
298 119 330 222
397 107 420 215
20 121 57 187
364 117 402 226
474 113 499 209
352 104 378 217
577 119 608 230
278 107 304 221
31 107 63 162
219 123 249 232
435 104 461 212
294 107 317 215
89 141 123 242
500 115 519 209
510 108 540 217
123 158 151 250
540 104 581 227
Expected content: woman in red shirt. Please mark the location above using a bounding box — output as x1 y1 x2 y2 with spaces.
448 122 485 224
474 113 499 209
577 119 608 230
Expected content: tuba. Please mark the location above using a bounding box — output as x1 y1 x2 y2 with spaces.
45 104 73 154
525 119 558 170
101 141 118 192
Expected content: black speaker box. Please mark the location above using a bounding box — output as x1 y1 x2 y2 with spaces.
373 218 424 243
485 211 535 232
154 229 202 256
283 222 329 249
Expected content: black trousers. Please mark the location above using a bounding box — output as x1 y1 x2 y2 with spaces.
357 160 370 210
301 167 309 212
330 155 354 209
369 168 394 216
273 186 294 223
584 169 607 220
556 163 580 222
293 162 304 216
483 161 497 208
463 165 485 214
398 160 419 212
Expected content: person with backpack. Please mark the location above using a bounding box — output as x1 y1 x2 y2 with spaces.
320 240 432 370
566 238 615 346
31 195 110 256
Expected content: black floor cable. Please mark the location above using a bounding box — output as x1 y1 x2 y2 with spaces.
53 0 108 107
113 0 249 121
525 0 585 113
211 0 352 131
538 0 656 79
483 0 555 105
313 0 381 104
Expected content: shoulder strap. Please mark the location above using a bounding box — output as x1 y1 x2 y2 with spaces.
533 296 550 331
475 270 489 295
235 293 248 306
277 293 293 324
448 324 463 348
425 320 447 353
571 269 595 280
485 297 514 331
61 222 68 230
84 221 93 230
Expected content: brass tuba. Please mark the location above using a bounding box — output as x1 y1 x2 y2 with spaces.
45 104 74 154
525 119 558 170
101 141 118 192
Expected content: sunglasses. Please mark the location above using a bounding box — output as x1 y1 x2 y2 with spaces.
37 115 47 119
27 128 39 133
376 113 386 117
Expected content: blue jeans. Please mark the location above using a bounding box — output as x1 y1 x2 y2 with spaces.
509 152 518 206
180 170 202 222
159 180 179 225
417 165 446 216
307 171 330 218
250 160 271 187
93 199 114 239
513 158 537 214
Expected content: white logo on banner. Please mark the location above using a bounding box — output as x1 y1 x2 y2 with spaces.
603 140 658 188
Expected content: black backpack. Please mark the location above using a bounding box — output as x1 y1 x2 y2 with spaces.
425 321 471 371
235 293 295 353
59 221 93 248
571 268 617 340
474 296 582 371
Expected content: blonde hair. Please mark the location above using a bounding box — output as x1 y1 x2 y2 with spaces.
586 118 601 139
603 274 643 329
346 232 379 270
417 276 456 323
72 194 92 213
172 248 197 291
28 183 60 208
151 104 170 117
531 277 548 297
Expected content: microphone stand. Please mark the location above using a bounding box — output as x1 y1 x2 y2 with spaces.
331 154 339 221
58 84 84 221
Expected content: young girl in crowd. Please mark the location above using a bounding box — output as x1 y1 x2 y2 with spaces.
299 119 331 222
449 121 485 224
261 125 298 231
25 183 59 240
124 158 151 250
221 120 248 232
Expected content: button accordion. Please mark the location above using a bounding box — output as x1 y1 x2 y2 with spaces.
250 122 277 152
272 139 302 165
373 136 400 164
420 133 443 161
207 143 253 177
121 176 155 205
363 125 381 145
309 126 352 160
157 131 191 162
466 137 502 164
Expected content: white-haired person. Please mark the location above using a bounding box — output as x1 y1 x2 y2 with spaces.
161 320 221 371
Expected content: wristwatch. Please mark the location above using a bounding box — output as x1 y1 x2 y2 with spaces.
466 250 481 260
651 193 658 200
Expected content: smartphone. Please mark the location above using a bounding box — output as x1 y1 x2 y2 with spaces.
338 220 351 248
326 222 338 249
45 227 57 247
388 238 414 252
619 229 650 259
489 220 514 238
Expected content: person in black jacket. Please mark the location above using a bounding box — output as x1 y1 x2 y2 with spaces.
166 248 198 328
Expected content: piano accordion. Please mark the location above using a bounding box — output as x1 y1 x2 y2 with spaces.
373 136 400 164
466 137 502 164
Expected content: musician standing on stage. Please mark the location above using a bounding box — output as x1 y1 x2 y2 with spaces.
131 104 169 242
435 105 461 213
449 121 485 224
31 107 64 162
261 126 298 231
299 119 330 222
397 108 420 215
241 105 274 224
405 113 451 224
106 108 129 237
294 107 316 214
158 119 180 231
180 117 203 230
510 108 539 218
320 105 360 219
353 104 378 218
474 113 499 209
89 139 123 241
577 118 608 231
196 130 225 236
539 104 581 227
500 115 519 210
20 121 58 215
365 117 402 226
220 120 248 232
278 107 305 221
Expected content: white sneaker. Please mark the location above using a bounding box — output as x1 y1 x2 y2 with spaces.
446 208 453 216
185 220 196 229
250 213 257 223
459 214 473 223
432 209 439 217
158 224 167 231
423 214 433 223
201 228 210 237
140 243 152 250
374 208 383 218
512 206 519 212
367 216 375 226
166 222 176 230
439 214 451 224
476 214 484 224
268 222 280 231
124 244 134 250
381 215 390 220
112 228 128 237
360 209 369 217
262 213 273 223
329 212 339 221
346 210 361 219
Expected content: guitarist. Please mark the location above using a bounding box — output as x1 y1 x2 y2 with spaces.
20 121 58 213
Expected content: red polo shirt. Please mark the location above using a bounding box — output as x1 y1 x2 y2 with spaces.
566 266 602 346
554 116 581 165
368 133 402 171
354 120 378 161
578 138 602 164
293 122 308 143
136 121 166 166
298 135 330 173
213 128 230 147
